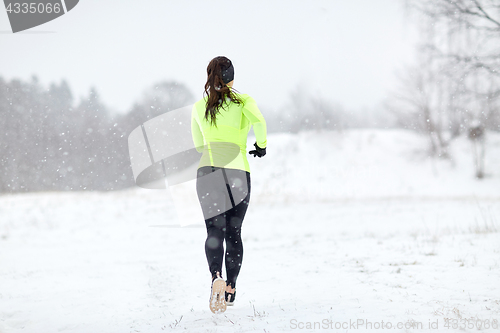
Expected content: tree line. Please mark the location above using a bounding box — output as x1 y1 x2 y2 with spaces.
0 76 195 192
2 76 384 193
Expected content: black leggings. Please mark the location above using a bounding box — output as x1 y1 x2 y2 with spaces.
196 166 251 288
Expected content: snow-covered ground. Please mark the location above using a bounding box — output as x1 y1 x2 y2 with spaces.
1 129 499 332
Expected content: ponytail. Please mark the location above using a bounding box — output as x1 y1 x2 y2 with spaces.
203 56 243 127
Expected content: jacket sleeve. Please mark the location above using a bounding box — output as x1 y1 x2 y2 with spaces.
242 96 267 149
191 105 204 153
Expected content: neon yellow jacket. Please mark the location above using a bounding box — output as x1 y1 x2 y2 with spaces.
191 87 267 173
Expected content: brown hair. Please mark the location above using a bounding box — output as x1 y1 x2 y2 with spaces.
203 56 243 127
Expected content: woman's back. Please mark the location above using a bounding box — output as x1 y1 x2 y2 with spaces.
191 88 267 173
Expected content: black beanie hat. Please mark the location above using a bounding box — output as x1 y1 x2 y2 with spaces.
221 61 234 84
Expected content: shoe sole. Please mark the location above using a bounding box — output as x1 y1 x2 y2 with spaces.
209 278 227 313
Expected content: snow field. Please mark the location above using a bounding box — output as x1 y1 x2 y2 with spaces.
1 129 499 332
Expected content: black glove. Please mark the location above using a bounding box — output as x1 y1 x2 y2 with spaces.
249 142 266 158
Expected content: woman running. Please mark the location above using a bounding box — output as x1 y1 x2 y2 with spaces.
191 56 267 313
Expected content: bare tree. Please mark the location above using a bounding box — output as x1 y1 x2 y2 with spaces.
386 63 451 158
404 0 500 132
468 119 486 178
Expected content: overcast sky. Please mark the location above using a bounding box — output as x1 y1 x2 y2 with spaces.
0 0 419 114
